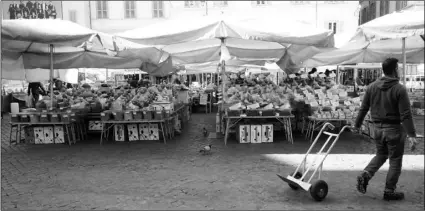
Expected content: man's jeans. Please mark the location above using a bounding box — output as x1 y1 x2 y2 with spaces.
364 123 406 191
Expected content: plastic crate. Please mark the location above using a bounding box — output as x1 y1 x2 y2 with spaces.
30 114 40 123
133 111 143 120
246 109 260 116
112 112 124 121
124 111 133 121
100 111 111 121
19 114 29 122
259 109 274 116
143 111 152 120
40 114 49 122
275 109 292 116
153 111 164 120
50 113 61 122
227 110 241 117
70 113 77 121
61 114 70 122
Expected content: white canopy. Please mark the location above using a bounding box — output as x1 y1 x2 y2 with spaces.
1 19 167 77
302 4 424 67
356 3 424 40
302 35 424 67
116 15 334 71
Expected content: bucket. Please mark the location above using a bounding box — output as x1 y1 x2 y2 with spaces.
11 103 19 114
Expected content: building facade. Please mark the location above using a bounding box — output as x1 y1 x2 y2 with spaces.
59 1 359 47
358 1 422 25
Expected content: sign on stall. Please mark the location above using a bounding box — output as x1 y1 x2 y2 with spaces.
200 94 208 105
289 74 296 78
301 74 308 79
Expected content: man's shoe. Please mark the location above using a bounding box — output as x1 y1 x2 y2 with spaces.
356 171 371 194
383 190 405 201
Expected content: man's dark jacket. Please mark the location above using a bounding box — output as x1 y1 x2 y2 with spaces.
355 76 416 137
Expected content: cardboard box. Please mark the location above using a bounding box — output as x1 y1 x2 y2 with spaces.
114 124 125 141
34 127 44 144
25 127 35 144
261 124 273 143
237 125 251 143
127 124 139 141
138 124 150 140
149 124 159 140
250 125 262 144
43 126 54 144
54 126 66 144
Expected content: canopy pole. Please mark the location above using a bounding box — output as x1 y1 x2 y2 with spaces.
336 65 339 85
402 37 407 86
49 44 54 108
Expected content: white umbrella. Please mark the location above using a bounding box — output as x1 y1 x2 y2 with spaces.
351 3 424 84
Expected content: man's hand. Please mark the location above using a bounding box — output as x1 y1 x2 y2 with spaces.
407 137 418 152
349 125 360 134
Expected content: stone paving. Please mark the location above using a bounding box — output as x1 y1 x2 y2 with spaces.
1 114 424 210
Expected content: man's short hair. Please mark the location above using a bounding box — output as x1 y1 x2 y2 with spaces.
382 58 399 75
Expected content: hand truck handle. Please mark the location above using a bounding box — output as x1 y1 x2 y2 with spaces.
324 122 335 131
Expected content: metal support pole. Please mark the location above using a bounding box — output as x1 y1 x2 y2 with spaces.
315 1 318 28
49 44 54 108
402 37 407 86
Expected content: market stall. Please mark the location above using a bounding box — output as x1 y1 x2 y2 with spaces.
9 109 82 145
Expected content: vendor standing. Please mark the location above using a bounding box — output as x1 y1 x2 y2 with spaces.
27 82 46 106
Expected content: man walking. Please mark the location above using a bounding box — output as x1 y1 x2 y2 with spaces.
353 58 418 201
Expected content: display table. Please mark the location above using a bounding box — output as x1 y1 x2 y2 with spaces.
304 116 372 142
222 115 295 145
304 117 350 142
99 118 172 145
9 121 77 145
99 104 190 145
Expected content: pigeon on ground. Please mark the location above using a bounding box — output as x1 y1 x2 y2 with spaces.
199 144 212 155
203 128 208 137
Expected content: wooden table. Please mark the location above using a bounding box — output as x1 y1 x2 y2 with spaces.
99 104 190 145
99 118 172 145
222 115 295 145
9 121 77 145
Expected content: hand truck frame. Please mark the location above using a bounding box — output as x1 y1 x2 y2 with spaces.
277 122 352 202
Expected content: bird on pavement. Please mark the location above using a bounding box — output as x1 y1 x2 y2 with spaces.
203 128 208 137
199 144 212 155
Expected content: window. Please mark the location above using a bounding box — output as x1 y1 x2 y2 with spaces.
379 1 385 16
184 1 200 8
152 1 164 18
326 21 342 34
69 10 77 22
96 1 108 19
361 7 368 24
252 1 271 6
369 2 376 20
328 22 337 34
291 1 309 4
384 0 389 14
125 1 136 18
396 1 408 11
213 1 228 7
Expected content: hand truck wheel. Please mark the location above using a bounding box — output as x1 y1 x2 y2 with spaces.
309 180 328 201
288 171 303 190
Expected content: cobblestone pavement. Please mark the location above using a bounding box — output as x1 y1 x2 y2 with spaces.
1 114 424 210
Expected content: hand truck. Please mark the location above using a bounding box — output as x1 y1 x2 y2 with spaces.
277 122 352 202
